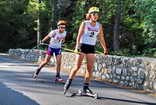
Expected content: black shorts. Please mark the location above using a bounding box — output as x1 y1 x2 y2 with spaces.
80 43 95 54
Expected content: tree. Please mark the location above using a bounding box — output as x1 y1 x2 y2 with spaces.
113 0 123 51
135 0 156 47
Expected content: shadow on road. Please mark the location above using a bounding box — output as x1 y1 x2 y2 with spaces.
0 82 40 105
98 96 156 105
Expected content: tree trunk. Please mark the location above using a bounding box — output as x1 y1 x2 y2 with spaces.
113 0 122 51
50 0 56 29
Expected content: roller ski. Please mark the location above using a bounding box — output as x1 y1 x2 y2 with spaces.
32 68 41 80
54 77 65 84
64 79 72 96
32 72 38 80
64 83 99 99
70 88 98 99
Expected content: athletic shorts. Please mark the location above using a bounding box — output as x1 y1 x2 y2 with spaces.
80 43 95 54
46 47 61 56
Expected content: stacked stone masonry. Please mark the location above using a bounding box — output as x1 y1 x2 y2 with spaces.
9 49 156 92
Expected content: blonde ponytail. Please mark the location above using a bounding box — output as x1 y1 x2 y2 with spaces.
85 13 91 20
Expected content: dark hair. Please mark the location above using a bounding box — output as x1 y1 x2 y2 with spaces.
57 20 67 26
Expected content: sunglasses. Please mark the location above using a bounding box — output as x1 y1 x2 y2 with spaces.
58 25 66 29
59 27 66 29
91 12 99 16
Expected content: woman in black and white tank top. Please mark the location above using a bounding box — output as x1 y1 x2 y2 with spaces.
64 7 108 95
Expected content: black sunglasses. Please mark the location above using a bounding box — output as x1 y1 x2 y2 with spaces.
91 12 99 16
58 25 66 29
59 26 66 29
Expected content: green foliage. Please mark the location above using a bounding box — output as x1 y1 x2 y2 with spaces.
142 48 156 58
0 0 156 58
0 0 41 51
135 0 156 45
110 49 131 56
27 0 39 18
69 0 86 39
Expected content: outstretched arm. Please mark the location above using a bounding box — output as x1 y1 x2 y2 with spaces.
41 35 50 42
41 31 55 43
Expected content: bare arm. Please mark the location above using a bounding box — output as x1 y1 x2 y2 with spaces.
75 22 85 49
98 24 108 55
41 34 50 42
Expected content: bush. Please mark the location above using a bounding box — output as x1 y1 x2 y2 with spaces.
142 48 156 57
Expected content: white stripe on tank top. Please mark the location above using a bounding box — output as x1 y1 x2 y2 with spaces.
48 29 66 48
80 20 100 46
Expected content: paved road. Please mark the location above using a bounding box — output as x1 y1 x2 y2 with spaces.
0 53 156 105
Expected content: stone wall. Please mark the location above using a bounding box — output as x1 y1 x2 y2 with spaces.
9 49 44 62
9 49 156 92
8 49 56 65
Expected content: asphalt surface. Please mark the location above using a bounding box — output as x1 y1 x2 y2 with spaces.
0 53 156 105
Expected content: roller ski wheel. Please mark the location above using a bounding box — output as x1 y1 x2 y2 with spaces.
55 77 65 84
77 89 99 99
64 88 78 97
65 89 99 99
32 72 38 80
